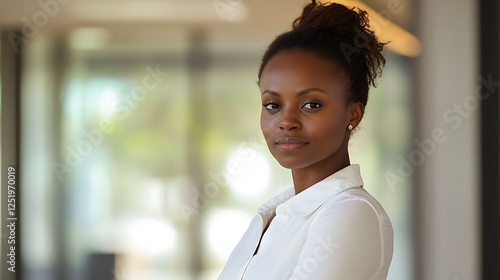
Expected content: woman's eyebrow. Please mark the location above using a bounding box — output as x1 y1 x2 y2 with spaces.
261 88 327 96
297 88 327 96
261 89 279 96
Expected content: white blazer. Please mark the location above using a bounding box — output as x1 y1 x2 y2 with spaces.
218 164 394 280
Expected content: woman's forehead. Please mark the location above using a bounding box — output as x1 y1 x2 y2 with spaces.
259 50 349 92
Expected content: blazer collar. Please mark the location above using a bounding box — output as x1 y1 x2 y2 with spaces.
257 164 364 217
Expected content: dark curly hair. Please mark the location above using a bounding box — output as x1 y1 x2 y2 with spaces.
257 0 387 107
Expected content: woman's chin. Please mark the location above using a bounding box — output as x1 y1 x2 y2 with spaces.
274 158 309 170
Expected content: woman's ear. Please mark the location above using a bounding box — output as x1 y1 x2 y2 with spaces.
349 102 365 129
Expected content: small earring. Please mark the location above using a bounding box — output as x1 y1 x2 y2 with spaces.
348 124 353 131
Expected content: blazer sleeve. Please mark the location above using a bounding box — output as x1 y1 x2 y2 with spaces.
288 199 385 280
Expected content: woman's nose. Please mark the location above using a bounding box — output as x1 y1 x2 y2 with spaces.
278 111 302 131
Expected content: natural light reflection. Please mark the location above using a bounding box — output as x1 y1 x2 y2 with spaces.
204 209 253 261
99 88 120 118
225 147 270 198
121 218 176 255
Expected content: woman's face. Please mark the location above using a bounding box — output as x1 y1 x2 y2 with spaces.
259 49 361 170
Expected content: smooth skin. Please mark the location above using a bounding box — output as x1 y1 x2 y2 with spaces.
259 49 365 194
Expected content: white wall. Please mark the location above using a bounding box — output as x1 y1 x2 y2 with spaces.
417 0 479 279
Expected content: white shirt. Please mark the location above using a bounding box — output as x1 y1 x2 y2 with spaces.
218 164 394 280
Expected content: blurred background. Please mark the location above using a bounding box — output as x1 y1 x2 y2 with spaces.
0 0 498 280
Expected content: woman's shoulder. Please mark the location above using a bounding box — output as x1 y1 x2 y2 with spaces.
314 186 393 228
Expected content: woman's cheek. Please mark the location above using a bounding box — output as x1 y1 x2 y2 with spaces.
261 123 272 141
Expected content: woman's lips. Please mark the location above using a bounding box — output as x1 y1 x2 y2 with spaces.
275 137 309 150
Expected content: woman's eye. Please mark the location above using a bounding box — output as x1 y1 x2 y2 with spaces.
263 103 280 110
303 102 321 109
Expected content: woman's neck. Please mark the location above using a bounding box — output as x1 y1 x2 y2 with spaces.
292 153 351 194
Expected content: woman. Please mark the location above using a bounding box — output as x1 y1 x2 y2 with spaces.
218 1 393 279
